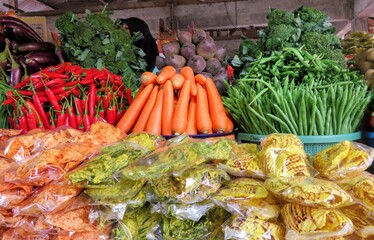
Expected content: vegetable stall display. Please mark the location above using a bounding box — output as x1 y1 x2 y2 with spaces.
224 6 373 136
1 62 132 133
0 128 373 239
116 65 234 136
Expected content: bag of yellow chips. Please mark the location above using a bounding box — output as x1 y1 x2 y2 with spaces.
218 143 266 179
341 205 374 238
281 203 354 240
259 134 312 178
223 215 285 240
265 176 354 208
313 141 374 180
212 178 280 220
338 172 374 219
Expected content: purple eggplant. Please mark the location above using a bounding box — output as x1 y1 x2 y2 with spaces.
17 41 55 53
4 23 39 43
10 64 21 86
0 16 43 42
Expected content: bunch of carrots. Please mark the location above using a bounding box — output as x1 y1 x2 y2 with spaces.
116 65 234 136
2 62 132 133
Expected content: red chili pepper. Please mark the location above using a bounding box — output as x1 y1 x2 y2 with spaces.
80 77 95 85
65 79 80 87
25 100 44 129
89 83 96 121
45 88 62 113
102 94 109 113
67 102 77 129
2 98 15 105
14 117 20 130
36 72 69 80
41 62 72 73
98 107 105 119
49 86 74 95
13 78 30 89
73 98 82 116
83 112 91 131
126 88 132 105
8 116 15 129
56 103 67 127
44 78 66 88
116 107 124 123
18 113 28 133
81 96 87 113
106 105 116 125
32 95 50 129
17 90 34 96
49 110 56 130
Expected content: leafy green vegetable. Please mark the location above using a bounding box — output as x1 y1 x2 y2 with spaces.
55 8 146 91
161 207 229 240
69 133 162 185
112 204 162 240
231 6 345 79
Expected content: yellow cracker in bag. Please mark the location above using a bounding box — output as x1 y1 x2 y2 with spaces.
265 176 353 208
224 215 285 240
314 141 374 180
342 205 374 238
281 203 354 239
260 133 304 152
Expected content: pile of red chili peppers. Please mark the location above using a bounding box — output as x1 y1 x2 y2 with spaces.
2 62 132 133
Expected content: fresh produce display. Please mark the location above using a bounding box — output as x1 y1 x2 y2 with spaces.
351 47 374 86
0 16 63 82
55 8 146 91
156 28 229 94
223 46 373 135
231 6 344 79
0 129 373 239
341 31 374 55
0 16 63 129
1 62 132 133
116 65 234 135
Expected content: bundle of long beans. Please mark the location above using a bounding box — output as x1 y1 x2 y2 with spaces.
223 47 374 135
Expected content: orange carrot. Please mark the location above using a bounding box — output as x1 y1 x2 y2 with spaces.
170 73 185 90
194 74 207 85
134 83 146 99
145 89 164 135
186 96 197 135
171 78 191 135
196 83 212 134
162 80 174 135
225 114 234 132
132 85 159 132
180 66 197 96
205 77 227 133
116 83 154 133
140 71 157 86
157 66 177 85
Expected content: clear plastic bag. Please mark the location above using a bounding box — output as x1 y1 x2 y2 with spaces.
281 203 354 240
212 177 280 220
258 134 312 178
341 205 374 239
69 133 162 185
338 172 374 219
150 163 230 204
4 141 99 186
121 137 235 181
112 204 163 240
223 215 285 240
264 176 354 208
218 143 266 179
313 141 374 180
12 178 83 217
0 180 33 209
151 201 215 221
161 207 229 240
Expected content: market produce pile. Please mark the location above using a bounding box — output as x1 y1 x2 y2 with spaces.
223 6 373 136
341 31 374 55
0 16 64 129
156 28 229 94
0 124 373 239
1 62 132 133
116 65 234 136
55 8 146 91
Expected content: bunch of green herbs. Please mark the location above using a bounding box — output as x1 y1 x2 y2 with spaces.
55 8 146 91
